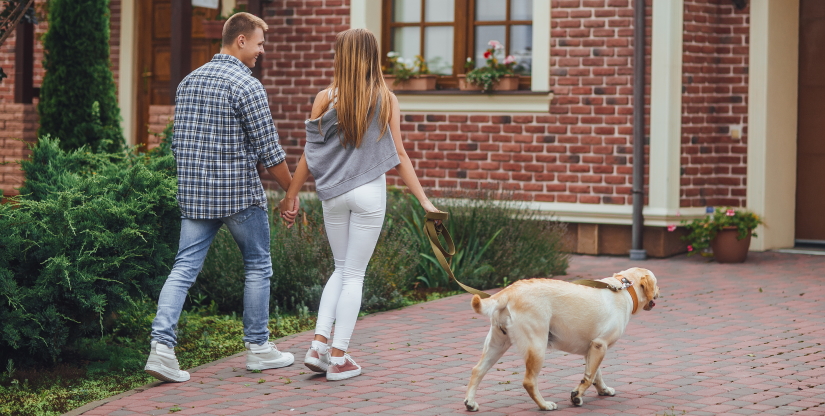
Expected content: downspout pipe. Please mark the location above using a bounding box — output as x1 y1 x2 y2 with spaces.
630 0 648 261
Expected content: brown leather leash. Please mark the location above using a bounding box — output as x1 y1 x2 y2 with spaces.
424 210 636 309
571 277 639 314
424 211 491 299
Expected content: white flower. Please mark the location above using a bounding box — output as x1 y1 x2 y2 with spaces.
466 57 472 62
387 51 399 58
488 40 503 50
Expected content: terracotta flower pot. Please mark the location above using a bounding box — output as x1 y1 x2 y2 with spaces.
710 226 752 263
201 20 225 39
457 75 519 91
383 75 437 91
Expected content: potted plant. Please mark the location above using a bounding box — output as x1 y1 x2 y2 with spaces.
460 40 519 93
383 52 436 91
681 207 764 263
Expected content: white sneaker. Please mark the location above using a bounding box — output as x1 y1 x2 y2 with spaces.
326 354 362 381
144 341 190 383
304 346 331 373
245 341 294 371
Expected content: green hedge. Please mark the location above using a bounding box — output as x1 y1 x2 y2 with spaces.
0 138 178 363
38 0 123 152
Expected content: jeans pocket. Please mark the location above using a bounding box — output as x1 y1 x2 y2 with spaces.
350 185 385 214
227 206 256 225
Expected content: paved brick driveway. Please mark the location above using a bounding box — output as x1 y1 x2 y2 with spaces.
74 253 825 415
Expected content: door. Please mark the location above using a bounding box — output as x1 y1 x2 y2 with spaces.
135 1 221 147
795 0 825 244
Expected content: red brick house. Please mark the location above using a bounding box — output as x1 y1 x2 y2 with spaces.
0 0 819 256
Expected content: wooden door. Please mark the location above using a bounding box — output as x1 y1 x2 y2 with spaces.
796 0 825 243
135 1 221 147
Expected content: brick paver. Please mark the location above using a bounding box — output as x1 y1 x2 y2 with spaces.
74 253 825 415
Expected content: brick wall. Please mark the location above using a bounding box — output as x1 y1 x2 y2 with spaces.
0 104 38 198
0 0 122 102
680 0 749 208
147 105 175 150
250 0 348 191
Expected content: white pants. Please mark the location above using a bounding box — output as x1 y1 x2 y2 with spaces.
315 174 386 351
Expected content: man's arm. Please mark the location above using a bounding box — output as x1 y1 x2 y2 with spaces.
266 162 292 193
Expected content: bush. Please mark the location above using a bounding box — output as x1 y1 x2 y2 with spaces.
193 188 568 315
0 138 178 363
397 189 569 290
193 194 418 314
38 0 123 152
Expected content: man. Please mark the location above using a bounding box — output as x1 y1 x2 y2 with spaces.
144 12 298 383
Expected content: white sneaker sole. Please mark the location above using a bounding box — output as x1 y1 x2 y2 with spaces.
145 363 190 383
326 367 362 381
304 356 329 373
246 352 295 370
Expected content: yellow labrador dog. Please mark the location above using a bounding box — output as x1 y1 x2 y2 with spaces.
464 267 660 411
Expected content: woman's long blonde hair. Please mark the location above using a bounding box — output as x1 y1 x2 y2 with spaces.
328 28 393 148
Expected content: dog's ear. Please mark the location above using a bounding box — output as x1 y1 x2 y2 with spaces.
639 273 657 300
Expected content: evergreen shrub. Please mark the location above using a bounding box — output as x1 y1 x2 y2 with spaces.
0 138 178 363
37 0 123 152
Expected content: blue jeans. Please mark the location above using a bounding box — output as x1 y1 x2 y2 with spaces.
151 206 272 347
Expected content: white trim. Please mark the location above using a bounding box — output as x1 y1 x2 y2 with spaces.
118 0 138 146
221 0 236 18
397 93 552 113
434 199 706 226
648 0 683 216
350 0 382 47
747 0 799 251
531 0 551 92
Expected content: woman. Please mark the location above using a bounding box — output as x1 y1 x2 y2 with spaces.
280 28 439 381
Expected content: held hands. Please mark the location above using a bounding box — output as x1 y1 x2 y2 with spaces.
278 196 300 228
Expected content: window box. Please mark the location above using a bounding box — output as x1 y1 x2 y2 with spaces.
384 74 437 91
457 74 519 92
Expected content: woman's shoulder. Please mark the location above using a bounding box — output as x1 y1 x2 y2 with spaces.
310 89 332 120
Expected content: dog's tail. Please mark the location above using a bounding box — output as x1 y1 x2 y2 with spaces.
471 294 503 317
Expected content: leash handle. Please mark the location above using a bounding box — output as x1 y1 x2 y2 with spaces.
424 211 491 299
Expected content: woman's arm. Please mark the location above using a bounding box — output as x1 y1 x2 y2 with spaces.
388 93 439 213
279 89 331 227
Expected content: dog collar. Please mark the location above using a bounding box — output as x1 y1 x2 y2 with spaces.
622 277 639 315
618 277 639 314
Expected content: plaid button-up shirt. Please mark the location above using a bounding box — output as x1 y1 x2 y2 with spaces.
172 54 285 219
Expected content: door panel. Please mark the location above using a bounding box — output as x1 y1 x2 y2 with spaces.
136 0 221 146
795 0 825 242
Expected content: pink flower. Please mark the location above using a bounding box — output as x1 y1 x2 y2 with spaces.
503 55 516 65
726 209 735 216
483 50 492 59
488 40 503 50
687 245 693 252
667 224 677 232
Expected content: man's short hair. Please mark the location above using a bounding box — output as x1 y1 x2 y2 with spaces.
222 12 268 46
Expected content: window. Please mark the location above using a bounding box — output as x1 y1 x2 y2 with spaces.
382 0 534 90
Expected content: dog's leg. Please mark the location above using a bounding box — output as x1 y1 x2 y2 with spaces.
593 368 615 397
464 327 511 412
570 339 608 407
512 334 556 411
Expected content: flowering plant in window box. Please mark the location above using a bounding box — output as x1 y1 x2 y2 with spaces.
460 40 519 93
383 52 436 91
680 207 763 262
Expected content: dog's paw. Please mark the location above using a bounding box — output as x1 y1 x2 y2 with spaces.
598 387 616 396
570 390 584 407
538 400 558 411
464 399 479 412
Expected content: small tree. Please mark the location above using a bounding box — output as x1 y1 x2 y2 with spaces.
38 0 123 152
